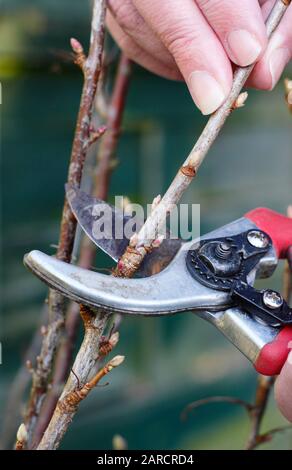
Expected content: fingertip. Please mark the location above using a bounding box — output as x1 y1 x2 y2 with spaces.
196 0 268 68
188 71 227 115
248 60 273 90
226 29 265 67
249 33 290 90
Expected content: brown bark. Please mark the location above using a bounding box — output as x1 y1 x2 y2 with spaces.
24 0 107 445
31 54 131 448
37 307 120 450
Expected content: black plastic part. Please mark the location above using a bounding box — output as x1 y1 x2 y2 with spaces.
231 282 292 327
186 230 292 327
186 231 271 292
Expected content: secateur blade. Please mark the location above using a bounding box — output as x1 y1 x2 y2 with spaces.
24 216 267 315
66 184 182 276
66 184 132 262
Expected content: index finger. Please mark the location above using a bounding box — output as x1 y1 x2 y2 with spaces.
133 0 233 114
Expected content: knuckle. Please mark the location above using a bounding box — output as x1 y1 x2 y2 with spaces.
160 23 199 57
108 0 141 35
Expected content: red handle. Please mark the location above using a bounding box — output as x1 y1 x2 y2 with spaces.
245 207 292 374
255 326 292 375
245 207 292 259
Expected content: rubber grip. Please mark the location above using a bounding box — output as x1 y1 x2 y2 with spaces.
255 326 292 375
245 207 292 259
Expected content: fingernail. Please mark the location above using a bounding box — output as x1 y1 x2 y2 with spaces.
269 47 290 89
227 30 262 66
188 71 226 115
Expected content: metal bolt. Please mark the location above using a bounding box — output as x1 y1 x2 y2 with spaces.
220 242 231 252
263 290 283 309
215 242 232 259
247 230 269 248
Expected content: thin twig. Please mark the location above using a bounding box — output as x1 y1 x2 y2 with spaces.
37 306 120 450
56 354 124 414
24 0 107 445
245 375 275 450
31 54 131 448
113 0 289 278
181 396 253 422
246 424 292 450
93 54 132 199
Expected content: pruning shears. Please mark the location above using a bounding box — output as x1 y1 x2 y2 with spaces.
24 186 292 376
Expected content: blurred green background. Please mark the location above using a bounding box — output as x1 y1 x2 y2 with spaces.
1 0 292 450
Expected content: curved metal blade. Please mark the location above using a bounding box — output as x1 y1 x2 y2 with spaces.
66 185 132 262
24 248 230 316
23 216 269 316
66 184 183 275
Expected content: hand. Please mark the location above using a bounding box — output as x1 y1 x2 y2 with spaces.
275 351 292 422
107 0 292 115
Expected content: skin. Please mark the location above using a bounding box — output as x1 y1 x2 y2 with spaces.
106 0 292 421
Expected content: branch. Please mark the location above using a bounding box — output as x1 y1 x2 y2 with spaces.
181 396 253 422
31 54 132 448
58 354 124 413
245 375 275 450
181 379 275 450
113 0 289 278
37 306 122 450
24 0 107 445
93 53 132 199
35 51 133 446
247 424 292 450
